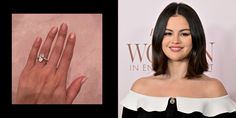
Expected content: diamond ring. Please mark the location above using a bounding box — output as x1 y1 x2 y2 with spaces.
37 54 48 63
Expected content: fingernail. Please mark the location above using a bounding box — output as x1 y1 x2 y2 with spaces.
61 23 67 30
70 32 75 39
34 37 42 47
51 26 58 33
80 77 87 84
36 37 41 43
36 37 40 42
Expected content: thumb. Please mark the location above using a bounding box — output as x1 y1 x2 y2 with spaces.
66 75 87 104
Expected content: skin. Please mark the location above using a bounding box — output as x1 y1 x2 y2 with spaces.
16 23 87 104
131 15 227 98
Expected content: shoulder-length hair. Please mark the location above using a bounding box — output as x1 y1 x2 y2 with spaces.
152 2 208 78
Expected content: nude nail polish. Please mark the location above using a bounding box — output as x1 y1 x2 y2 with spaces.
61 23 67 30
36 37 41 43
70 32 75 39
81 77 87 84
51 27 58 33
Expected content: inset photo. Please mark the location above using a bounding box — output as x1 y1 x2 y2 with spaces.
12 14 102 104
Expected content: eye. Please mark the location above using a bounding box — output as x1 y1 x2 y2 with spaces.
180 33 191 37
164 32 172 36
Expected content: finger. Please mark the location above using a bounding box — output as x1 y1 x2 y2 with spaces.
66 76 87 104
39 26 58 59
57 32 76 76
24 37 42 70
48 23 68 67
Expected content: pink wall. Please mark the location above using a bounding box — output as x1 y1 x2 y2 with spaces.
119 0 236 117
12 14 102 104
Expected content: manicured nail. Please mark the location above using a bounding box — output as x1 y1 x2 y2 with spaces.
34 37 42 47
51 26 58 33
70 32 75 39
36 37 41 43
80 76 87 84
61 23 67 30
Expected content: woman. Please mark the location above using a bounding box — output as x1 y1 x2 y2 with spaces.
121 2 236 118
15 23 87 104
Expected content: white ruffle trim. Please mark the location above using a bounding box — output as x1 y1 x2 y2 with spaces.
120 90 236 117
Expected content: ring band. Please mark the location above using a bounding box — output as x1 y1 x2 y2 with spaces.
37 54 48 63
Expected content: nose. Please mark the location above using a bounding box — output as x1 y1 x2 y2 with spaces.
171 34 180 44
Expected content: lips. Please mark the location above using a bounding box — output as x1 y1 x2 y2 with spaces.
169 46 183 52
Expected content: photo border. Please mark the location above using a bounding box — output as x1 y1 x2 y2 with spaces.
0 0 118 116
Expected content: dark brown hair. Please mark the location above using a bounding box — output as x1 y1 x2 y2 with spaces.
152 2 208 78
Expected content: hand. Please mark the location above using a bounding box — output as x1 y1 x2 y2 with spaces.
15 23 87 104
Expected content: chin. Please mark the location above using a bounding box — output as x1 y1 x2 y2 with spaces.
167 55 188 62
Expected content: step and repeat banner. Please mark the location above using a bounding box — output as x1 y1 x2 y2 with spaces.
118 0 236 117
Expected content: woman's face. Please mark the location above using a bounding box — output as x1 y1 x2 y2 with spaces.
162 15 192 61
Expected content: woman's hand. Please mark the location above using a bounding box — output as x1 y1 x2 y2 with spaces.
16 23 87 104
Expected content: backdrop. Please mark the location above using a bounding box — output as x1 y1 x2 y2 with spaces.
12 14 102 104
119 0 236 117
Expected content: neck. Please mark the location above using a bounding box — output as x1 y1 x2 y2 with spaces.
165 59 189 80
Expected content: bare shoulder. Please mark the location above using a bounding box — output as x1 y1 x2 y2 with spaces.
131 75 161 94
202 75 228 97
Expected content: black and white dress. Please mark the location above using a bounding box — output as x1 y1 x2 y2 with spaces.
121 90 236 118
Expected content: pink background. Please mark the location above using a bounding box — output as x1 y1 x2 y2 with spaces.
119 0 236 117
12 14 102 104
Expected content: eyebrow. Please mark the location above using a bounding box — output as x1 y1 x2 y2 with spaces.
165 29 190 32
